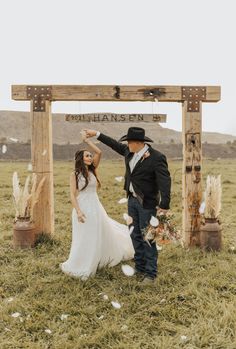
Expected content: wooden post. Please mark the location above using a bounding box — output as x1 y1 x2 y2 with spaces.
182 100 202 246
31 99 54 235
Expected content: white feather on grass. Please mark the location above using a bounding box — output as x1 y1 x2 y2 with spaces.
115 176 123 182
111 301 121 309
121 264 135 276
60 314 69 320
45 329 52 334
7 297 14 302
118 198 128 204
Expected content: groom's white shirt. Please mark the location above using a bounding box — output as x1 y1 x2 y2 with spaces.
95 131 148 195
129 144 149 195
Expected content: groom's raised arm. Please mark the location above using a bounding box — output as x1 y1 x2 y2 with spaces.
98 133 128 156
85 129 128 156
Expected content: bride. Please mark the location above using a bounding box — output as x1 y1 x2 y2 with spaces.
60 132 134 280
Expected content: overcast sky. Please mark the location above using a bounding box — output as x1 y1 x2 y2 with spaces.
0 0 235 135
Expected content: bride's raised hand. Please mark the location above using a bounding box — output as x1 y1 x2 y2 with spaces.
84 129 97 138
77 210 86 223
80 130 88 143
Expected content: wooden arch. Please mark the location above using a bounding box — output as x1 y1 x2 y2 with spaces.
12 85 221 246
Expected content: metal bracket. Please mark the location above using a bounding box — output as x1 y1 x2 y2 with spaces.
186 165 192 172
181 86 206 112
194 165 201 172
27 86 52 112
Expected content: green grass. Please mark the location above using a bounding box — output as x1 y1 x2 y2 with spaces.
0 159 236 349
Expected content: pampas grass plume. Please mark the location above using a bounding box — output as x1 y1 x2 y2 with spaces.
12 172 46 220
204 175 222 218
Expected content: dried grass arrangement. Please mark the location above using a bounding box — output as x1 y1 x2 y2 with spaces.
203 175 222 219
199 175 222 252
12 172 46 221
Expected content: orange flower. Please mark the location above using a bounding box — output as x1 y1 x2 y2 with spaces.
158 239 171 245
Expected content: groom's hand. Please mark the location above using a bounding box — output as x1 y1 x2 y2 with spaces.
156 208 169 216
84 129 97 138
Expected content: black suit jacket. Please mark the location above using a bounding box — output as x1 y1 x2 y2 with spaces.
98 133 171 210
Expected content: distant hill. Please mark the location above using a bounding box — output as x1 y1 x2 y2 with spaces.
1 142 236 160
1 110 236 145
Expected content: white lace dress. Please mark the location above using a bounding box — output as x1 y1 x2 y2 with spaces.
60 172 134 279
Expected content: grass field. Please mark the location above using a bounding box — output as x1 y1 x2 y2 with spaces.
0 159 236 349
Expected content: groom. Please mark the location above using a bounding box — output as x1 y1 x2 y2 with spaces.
85 127 171 284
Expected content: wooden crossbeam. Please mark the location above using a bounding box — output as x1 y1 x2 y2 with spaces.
65 113 167 123
12 85 220 103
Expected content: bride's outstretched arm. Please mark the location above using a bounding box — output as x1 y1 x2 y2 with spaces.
83 138 102 168
70 172 86 223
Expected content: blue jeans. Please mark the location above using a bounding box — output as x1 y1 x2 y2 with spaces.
128 196 158 279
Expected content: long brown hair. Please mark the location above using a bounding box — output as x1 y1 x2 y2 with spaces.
74 149 101 190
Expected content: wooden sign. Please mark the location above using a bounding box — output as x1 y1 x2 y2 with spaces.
65 113 167 123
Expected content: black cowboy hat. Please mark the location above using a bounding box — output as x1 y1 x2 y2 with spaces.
118 127 153 143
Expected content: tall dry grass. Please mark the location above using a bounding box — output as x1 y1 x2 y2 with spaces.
204 175 222 219
12 172 45 220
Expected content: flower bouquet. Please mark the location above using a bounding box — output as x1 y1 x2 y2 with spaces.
142 213 181 246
